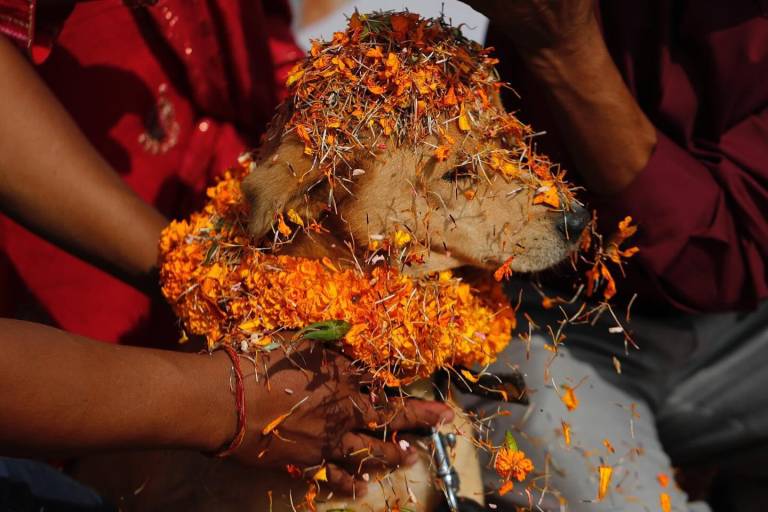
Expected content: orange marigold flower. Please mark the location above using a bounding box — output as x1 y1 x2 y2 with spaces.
494 448 534 482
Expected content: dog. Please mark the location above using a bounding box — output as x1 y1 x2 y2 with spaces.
71 12 589 512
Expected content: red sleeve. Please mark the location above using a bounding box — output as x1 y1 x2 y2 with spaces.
262 0 304 101
597 109 768 312
0 0 35 47
0 0 71 63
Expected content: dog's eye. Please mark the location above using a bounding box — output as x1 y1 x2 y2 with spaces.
441 165 473 182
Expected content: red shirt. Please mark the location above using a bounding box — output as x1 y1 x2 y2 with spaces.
490 1 768 313
0 0 302 344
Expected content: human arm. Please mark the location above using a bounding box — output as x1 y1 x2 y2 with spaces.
463 1 768 311
462 0 656 194
0 34 166 286
0 319 235 457
0 319 452 493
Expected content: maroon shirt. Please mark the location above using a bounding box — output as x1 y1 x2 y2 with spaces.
490 1 768 313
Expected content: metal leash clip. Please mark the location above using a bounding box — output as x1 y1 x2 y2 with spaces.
431 369 490 512
432 428 460 511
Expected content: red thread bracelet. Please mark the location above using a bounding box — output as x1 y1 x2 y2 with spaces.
211 344 247 458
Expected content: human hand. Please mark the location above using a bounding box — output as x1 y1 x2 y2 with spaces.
209 343 453 496
463 0 597 57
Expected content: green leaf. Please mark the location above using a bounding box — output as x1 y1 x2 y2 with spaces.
296 320 351 342
505 430 518 451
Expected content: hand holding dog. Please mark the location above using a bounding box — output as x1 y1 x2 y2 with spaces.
213 344 454 496
462 0 657 195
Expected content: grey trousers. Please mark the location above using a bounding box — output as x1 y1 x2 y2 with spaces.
459 291 768 511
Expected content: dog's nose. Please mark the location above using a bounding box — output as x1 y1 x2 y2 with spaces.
558 204 590 240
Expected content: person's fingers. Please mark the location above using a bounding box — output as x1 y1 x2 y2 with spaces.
330 431 418 472
357 396 454 432
324 463 367 497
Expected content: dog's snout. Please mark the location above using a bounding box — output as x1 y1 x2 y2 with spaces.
558 204 590 240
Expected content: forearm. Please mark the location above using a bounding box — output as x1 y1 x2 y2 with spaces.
0 35 166 281
0 319 232 457
521 20 657 194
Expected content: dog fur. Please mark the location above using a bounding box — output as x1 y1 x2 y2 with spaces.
71 107 579 511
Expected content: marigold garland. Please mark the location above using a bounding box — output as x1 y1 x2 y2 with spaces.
159 168 515 385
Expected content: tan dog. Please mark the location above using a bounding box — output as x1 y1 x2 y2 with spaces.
71 120 587 512
72 12 590 512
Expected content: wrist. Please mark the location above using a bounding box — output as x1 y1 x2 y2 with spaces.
168 350 239 453
519 19 608 88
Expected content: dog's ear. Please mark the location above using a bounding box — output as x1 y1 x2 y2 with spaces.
241 134 327 240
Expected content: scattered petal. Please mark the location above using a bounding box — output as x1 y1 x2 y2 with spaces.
434 145 451 161
597 465 613 501
460 369 480 383
312 466 328 482
499 480 514 496
561 385 579 411
561 420 571 446
285 464 302 479
458 105 471 131
494 257 514 282
660 492 671 512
